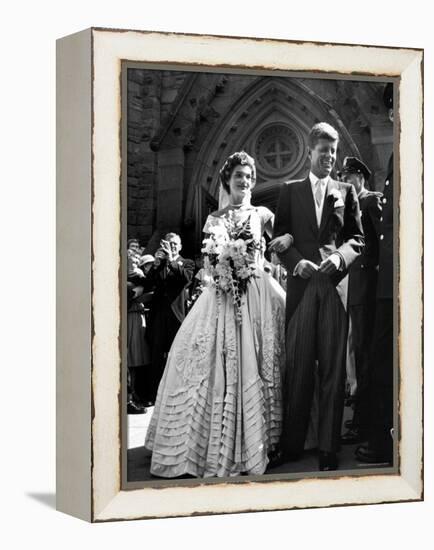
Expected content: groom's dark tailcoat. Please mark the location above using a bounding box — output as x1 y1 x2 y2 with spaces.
273 176 364 454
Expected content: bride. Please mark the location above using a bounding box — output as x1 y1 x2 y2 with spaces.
145 151 292 478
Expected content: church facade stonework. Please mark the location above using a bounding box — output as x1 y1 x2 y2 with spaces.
127 68 392 257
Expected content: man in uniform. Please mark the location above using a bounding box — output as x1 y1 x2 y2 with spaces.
356 83 394 464
340 157 382 445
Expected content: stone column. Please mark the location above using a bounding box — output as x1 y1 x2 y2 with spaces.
156 147 185 234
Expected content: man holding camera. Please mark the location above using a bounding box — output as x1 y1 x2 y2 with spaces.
147 233 194 404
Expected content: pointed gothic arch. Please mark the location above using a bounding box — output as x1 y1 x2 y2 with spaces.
182 76 361 242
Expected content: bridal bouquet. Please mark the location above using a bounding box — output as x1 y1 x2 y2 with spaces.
201 210 263 323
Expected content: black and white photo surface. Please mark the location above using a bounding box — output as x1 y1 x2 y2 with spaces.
123 66 397 484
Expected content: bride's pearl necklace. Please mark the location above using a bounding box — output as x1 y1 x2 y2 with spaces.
228 201 251 209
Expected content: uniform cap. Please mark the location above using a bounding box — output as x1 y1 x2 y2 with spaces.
341 156 371 181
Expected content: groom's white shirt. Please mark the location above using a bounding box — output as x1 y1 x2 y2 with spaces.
309 171 329 227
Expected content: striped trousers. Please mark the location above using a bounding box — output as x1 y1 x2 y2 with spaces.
281 271 348 454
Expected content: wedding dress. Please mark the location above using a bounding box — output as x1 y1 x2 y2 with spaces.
145 206 286 477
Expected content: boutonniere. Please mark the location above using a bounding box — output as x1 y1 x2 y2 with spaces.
328 188 345 208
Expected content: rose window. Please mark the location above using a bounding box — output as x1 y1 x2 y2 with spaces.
255 124 303 176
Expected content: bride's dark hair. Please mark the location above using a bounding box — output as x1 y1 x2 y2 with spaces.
219 151 256 194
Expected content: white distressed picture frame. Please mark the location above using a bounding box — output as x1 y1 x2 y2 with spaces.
56 28 423 522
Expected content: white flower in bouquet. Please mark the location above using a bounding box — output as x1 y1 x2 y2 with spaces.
217 245 231 262
208 224 228 243
237 265 254 280
215 259 230 278
233 238 248 253
201 237 218 255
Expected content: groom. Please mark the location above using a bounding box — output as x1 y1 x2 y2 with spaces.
271 122 364 471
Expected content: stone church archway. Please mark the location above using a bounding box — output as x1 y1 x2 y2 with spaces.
182 76 361 246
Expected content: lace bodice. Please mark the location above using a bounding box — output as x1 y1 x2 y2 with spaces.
203 205 273 243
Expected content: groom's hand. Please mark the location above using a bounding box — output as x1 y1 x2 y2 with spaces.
319 254 341 275
268 233 294 254
132 285 144 299
295 259 318 279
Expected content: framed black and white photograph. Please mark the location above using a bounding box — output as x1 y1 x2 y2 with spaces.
56 28 423 522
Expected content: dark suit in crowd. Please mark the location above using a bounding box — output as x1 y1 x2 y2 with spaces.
356 83 395 464
274 175 364 458
347 188 382 437
147 255 194 403
364 154 394 461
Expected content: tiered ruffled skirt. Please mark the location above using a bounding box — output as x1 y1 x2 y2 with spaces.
145 270 286 478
